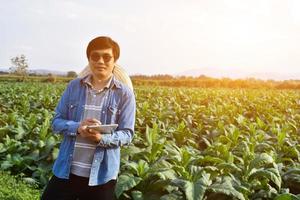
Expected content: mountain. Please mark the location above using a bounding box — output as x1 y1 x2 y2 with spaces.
177 67 300 80
0 67 9 72
0 67 67 76
28 69 67 76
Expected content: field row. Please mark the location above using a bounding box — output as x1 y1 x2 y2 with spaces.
0 82 300 199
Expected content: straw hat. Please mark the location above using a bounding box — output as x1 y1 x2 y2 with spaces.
78 64 133 91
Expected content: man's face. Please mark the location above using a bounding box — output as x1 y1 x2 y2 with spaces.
89 48 115 80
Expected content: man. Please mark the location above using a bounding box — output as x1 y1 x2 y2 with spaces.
41 36 136 200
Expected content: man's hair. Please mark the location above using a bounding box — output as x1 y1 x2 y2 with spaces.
86 36 120 61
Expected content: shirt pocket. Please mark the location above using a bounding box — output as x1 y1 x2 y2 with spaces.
106 105 119 124
67 101 79 120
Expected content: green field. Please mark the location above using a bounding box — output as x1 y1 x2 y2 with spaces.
0 82 300 199
0 171 40 200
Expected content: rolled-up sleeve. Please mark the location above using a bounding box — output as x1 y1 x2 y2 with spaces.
98 88 136 148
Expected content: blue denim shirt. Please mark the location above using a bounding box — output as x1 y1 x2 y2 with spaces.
51 75 136 186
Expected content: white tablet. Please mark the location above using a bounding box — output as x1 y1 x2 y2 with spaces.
87 124 118 134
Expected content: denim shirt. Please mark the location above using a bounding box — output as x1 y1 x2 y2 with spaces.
51 75 136 186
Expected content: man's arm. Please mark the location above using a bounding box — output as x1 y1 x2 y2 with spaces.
51 82 80 137
97 88 136 148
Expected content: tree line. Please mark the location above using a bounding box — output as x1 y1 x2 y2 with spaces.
4 55 300 89
131 75 300 89
6 54 77 80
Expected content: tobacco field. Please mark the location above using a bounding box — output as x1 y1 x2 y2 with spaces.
0 82 300 200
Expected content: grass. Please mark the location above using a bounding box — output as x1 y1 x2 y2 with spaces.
0 171 41 200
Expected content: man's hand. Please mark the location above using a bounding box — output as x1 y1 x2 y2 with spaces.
77 118 102 143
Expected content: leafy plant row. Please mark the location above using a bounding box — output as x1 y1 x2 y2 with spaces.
0 82 300 199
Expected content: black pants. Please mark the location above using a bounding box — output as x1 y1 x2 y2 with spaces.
41 174 116 200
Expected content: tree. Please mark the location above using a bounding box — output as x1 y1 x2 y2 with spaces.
9 54 29 79
67 71 77 78
45 73 56 82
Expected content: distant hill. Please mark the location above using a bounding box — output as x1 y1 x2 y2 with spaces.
0 67 9 73
0 67 67 76
177 67 300 80
28 69 67 76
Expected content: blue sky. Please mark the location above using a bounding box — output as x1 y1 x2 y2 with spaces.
1 0 300 78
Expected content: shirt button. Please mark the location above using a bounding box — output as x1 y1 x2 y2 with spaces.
102 111 105 113
93 94 96 98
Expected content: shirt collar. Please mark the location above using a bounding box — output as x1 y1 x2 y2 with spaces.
80 74 121 90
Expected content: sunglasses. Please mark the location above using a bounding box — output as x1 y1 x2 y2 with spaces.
90 52 113 63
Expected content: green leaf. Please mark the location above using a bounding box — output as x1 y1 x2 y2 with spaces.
236 114 245 125
160 193 182 200
28 150 40 161
122 145 143 157
277 130 286 147
0 143 7 153
249 168 281 190
156 169 177 180
13 126 26 140
172 179 205 200
145 123 159 147
256 117 265 129
136 160 149 177
249 153 274 171
1 160 13 170
275 193 300 200
171 172 211 200
217 162 242 173
131 190 143 200
283 168 300 176
115 174 142 198
22 177 37 185
197 155 224 165
209 181 245 200
51 147 59 160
